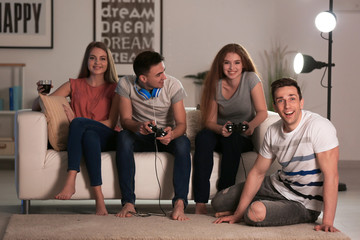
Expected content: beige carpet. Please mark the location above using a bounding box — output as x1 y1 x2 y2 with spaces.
3 214 350 240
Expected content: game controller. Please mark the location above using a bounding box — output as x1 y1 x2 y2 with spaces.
148 123 168 137
225 122 249 133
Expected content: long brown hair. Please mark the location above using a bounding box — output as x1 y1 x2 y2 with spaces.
78 41 118 83
200 43 259 124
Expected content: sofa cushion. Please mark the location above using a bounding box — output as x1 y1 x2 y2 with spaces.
39 94 72 151
185 108 202 149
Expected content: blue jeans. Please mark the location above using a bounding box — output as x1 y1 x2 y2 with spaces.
193 128 253 203
116 130 191 207
211 176 320 226
67 118 117 186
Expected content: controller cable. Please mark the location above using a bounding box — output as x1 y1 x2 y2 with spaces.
151 98 167 217
133 98 167 217
153 134 167 217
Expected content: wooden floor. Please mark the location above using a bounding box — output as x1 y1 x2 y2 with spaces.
0 160 359 239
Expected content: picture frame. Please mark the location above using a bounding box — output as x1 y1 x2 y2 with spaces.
93 0 163 75
0 0 54 49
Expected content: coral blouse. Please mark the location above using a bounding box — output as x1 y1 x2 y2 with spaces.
70 78 117 121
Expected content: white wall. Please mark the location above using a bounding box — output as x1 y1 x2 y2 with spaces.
0 0 359 161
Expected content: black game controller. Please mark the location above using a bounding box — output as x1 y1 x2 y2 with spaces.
225 122 249 133
148 123 168 137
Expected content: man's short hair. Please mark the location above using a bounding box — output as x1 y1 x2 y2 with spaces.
271 78 302 103
133 51 164 77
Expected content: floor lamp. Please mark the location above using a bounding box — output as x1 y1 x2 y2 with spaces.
293 0 347 191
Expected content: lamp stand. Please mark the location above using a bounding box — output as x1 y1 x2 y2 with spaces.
327 0 333 120
327 0 347 191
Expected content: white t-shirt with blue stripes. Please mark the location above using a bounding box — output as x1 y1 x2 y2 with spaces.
259 110 339 212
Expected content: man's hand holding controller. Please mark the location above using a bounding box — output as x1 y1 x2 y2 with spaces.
148 123 168 137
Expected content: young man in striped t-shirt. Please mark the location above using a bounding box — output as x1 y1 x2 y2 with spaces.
212 78 340 232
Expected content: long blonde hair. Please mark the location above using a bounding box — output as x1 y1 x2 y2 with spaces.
78 41 118 83
200 43 259 125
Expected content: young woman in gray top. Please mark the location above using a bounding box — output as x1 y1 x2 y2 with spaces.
193 43 268 214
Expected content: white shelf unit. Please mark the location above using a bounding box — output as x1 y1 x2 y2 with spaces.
0 63 25 160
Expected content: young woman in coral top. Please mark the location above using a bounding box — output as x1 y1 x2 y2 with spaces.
32 41 119 215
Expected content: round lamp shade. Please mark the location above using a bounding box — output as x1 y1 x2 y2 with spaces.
315 11 337 33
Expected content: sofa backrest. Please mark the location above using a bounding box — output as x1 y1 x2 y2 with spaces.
251 111 281 152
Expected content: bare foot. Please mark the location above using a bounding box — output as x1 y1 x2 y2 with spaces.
195 203 207 215
94 186 108 216
215 211 233 218
171 199 189 221
116 203 136 218
96 201 108 216
55 185 75 200
55 170 77 200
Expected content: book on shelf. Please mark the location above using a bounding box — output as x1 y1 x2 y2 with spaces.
9 87 13 110
9 86 22 111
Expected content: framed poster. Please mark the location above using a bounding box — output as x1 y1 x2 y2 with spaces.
0 0 54 49
93 0 163 75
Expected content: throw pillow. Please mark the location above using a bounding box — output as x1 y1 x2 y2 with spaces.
39 94 72 151
185 109 202 150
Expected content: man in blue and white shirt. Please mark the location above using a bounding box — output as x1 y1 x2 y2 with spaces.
212 78 339 232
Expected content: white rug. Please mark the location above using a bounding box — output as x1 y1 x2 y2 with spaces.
3 214 350 240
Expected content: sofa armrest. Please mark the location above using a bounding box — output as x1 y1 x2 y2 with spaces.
15 109 48 198
252 111 280 153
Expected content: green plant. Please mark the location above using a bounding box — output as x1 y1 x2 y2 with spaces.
263 42 297 110
184 71 209 85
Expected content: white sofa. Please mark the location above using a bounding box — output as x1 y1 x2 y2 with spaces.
15 108 281 214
